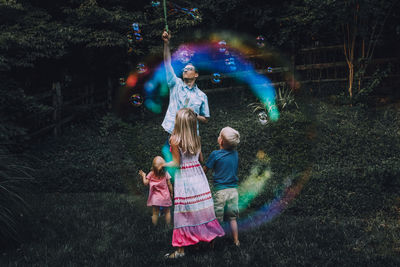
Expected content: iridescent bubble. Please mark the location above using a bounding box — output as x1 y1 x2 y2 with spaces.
130 93 143 107
151 1 160 7
119 77 126 86
267 67 273 73
137 63 147 74
258 111 268 125
190 8 200 19
211 73 221 84
132 23 140 32
256 35 265 48
225 57 237 71
178 50 191 63
127 33 133 43
218 40 226 53
224 50 230 56
134 33 143 42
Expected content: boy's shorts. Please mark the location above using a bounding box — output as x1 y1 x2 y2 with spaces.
214 188 239 222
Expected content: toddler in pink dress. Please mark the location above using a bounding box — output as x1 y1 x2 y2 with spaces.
139 156 173 226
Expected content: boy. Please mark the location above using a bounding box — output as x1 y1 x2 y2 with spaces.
203 127 240 246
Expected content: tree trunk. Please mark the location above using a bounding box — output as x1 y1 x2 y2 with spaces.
348 62 354 98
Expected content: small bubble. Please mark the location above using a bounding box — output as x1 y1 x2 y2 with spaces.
258 111 268 125
151 1 160 7
178 50 191 63
130 94 143 107
137 63 147 74
132 23 140 32
127 33 133 43
218 40 226 53
256 35 265 48
211 73 221 84
134 33 143 42
225 57 237 71
119 77 126 86
267 67 273 73
190 8 200 19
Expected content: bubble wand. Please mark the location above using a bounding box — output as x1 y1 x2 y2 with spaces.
163 0 169 32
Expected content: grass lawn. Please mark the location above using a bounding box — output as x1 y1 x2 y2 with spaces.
1 91 400 266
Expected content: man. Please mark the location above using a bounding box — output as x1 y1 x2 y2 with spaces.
161 30 210 137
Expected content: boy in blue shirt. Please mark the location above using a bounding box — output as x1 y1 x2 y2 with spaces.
203 127 240 247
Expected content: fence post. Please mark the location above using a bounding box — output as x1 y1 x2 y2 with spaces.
107 77 113 110
290 43 296 90
52 82 62 136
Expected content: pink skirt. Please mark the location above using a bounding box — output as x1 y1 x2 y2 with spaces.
172 219 225 247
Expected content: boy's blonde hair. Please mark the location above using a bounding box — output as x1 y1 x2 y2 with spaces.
220 126 240 150
171 108 201 155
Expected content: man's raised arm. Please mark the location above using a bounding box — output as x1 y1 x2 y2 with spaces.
162 31 176 86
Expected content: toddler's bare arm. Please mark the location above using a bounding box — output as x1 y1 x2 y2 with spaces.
138 170 150 186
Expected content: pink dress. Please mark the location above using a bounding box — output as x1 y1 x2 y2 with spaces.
146 171 172 207
172 149 225 247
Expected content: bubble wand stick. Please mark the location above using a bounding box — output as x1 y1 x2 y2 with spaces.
163 0 169 32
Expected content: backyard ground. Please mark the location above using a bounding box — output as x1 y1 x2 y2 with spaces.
1 91 400 266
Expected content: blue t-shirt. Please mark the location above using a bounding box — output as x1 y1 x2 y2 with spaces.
205 149 239 190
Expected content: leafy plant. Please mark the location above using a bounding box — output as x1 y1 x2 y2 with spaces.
248 86 299 125
276 86 299 110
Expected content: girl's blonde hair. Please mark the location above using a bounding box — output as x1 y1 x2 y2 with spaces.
152 156 166 177
171 108 201 155
220 126 240 150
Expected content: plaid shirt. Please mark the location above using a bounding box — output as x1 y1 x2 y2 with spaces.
161 69 210 134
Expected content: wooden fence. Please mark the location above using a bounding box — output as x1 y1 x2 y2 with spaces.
27 44 399 138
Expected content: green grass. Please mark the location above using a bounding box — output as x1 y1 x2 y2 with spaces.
1 92 400 266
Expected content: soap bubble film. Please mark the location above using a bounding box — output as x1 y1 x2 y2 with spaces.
120 30 306 231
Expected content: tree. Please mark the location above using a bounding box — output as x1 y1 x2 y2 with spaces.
340 0 399 98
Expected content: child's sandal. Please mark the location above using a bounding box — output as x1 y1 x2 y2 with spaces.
164 251 185 259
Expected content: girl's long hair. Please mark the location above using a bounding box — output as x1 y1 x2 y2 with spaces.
172 108 201 155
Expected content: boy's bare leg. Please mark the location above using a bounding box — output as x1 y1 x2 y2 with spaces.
164 207 171 226
152 206 160 226
230 219 240 246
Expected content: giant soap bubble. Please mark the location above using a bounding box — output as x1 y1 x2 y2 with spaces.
121 30 310 231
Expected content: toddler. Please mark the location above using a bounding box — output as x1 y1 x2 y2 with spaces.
203 126 240 246
139 156 173 226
